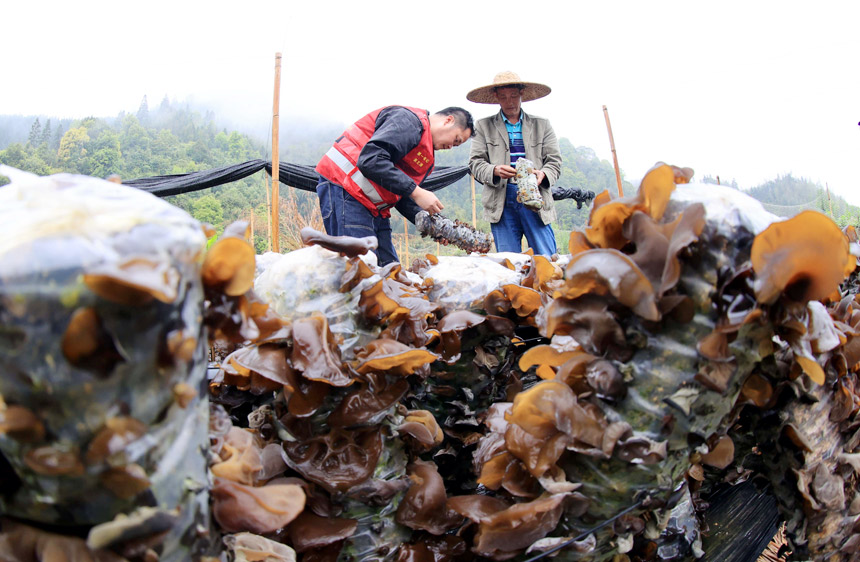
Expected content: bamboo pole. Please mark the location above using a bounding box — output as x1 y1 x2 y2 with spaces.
403 217 410 265
271 52 282 253
264 172 271 251
826 183 834 218
470 175 477 226
602 105 624 197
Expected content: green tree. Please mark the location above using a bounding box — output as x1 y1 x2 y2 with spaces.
27 118 42 146
57 127 91 173
52 124 64 150
40 119 52 147
192 194 224 232
137 96 149 125
0 143 28 169
89 130 122 178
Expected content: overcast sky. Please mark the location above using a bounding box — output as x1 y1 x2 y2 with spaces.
3 0 858 205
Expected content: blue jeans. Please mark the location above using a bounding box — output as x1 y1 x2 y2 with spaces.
316 177 398 266
491 184 557 255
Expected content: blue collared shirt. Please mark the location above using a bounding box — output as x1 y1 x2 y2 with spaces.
503 111 525 185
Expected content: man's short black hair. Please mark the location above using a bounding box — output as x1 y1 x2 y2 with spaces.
435 107 474 136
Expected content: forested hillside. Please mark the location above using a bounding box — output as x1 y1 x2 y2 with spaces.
2 100 856 256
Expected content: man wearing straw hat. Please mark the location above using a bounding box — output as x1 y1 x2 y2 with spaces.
468 71 562 255
316 106 474 266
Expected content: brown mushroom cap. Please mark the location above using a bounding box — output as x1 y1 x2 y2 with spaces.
223 532 298 561
224 343 291 387
584 199 634 250
0 404 45 443
211 426 263 485
638 163 680 221
472 494 568 558
751 210 854 304
287 511 358 552
541 295 632 361
522 255 563 294
395 460 463 534
24 444 84 476
61 307 124 375
99 463 151 499
354 339 439 376
212 477 306 534
202 221 256 296
327 372 408 427
581 163 681 251
622 203 706 297
290 314 352 386
557 249 659 321
505 381 606 477
501 284 543 320
281 426 383 494
0 519 127 562
84 257 180 305
398 410 444 450
700 435 735 469
436 310 515 362
358 278 403 324
85 416 148 465
518 345 585 381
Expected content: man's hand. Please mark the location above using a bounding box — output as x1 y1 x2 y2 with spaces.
410 186 444 214
493 164 516 180
534 169 546 186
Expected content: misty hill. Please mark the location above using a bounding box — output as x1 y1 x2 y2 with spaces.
1 101 857 254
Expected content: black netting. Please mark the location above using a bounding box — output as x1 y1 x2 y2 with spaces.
124 160 471 198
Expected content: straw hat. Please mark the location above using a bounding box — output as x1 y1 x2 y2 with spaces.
466 71 551 104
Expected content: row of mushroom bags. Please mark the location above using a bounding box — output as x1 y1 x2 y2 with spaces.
0 162 858 561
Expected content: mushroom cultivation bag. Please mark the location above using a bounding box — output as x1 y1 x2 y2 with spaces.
253 245 382 357
0 166 210 559
421 255 524 312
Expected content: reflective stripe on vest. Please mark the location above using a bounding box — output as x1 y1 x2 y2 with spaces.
323 146 385 207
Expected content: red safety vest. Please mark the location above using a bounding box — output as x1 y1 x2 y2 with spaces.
315 106 435 218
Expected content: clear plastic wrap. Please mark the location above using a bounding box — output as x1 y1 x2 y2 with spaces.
515 157 543 210
253 245 381 356
421 255 523 311
669 181 779 235
0 166 210 559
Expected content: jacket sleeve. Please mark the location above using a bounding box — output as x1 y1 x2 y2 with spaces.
394 195 422 224
538 120 562 188
468 122 501 188
357 107 423 197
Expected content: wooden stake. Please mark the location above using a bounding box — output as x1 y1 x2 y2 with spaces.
264 172 271 251
470 175 477 226
603 105 624 197
403 216 410 265
826 183 834 218
271 52 282 253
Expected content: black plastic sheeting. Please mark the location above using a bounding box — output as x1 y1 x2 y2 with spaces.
123 159 596 205
123 159 470 197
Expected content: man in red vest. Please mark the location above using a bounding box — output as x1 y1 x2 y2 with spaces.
315 106 474 266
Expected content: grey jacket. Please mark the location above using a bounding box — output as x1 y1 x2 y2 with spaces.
468 110 562 225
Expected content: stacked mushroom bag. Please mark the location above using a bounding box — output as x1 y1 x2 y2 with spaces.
0 167 211 559
474 165 860 560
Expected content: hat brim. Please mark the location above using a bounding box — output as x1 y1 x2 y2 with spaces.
466 81 551 104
